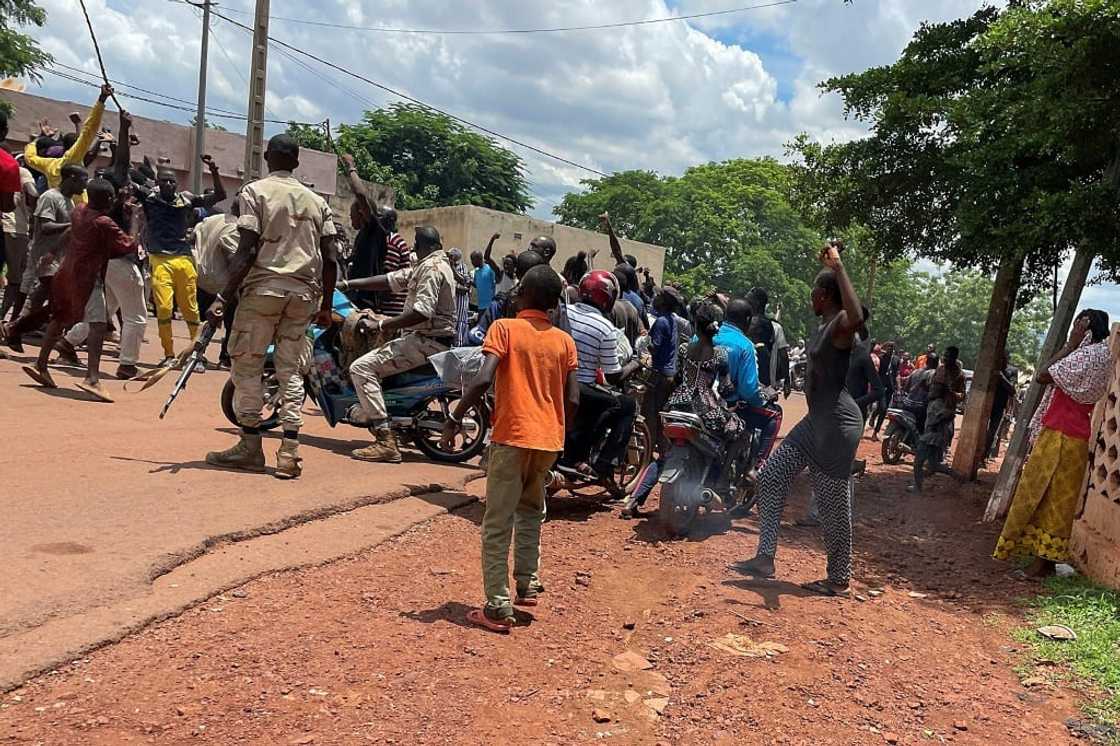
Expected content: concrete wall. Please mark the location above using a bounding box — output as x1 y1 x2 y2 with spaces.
1 89 337 206
1071 323 1120 589
396 205 666 283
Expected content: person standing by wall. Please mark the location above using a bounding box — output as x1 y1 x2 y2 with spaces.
994 311 1112 578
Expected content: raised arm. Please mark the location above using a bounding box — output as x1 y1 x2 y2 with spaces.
822 242 863 345
340 153 373 215
190 155 226 208
61 85 111 168
483 232 502 275
599 213 626 267
110 111 133 188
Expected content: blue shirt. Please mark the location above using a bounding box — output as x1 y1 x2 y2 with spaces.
713 322 762 407
623 290 647 325
474 264 496 309
649 313 677 376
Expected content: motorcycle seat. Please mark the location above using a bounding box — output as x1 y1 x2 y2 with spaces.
382 363 440 390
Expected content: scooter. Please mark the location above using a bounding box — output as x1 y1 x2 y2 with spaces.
656 392 781 538
218 290 489 464
881 406 922 465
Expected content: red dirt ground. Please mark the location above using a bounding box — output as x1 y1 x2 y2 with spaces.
0 439 1082 745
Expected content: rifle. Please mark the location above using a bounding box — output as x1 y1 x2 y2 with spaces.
159 321 217 419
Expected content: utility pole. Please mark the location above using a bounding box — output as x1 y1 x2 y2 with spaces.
192 0 212 194
243 0 270 182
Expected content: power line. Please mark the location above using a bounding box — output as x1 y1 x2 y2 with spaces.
205 12 286 123
209 0 797 35
50 60 243 117
42 67 312 126
185 2 610 177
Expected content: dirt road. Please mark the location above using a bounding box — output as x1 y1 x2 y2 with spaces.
0 325 478 688
0 432 1080 744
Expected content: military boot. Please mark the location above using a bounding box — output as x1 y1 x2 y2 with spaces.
351 428 402 463
206 432 266 473
274 438 303 480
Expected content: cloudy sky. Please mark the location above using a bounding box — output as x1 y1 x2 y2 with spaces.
15 0 1115 319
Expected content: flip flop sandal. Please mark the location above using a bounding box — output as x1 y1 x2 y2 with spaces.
801 580 850 598
514 595 539 607
21 365 57 389
467 608 513 634
75 381 115 403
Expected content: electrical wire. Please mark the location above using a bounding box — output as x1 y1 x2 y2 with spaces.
201 7 287 123
50 60 244 117
186 2 610 177
42 67 314 126
208 0 797 35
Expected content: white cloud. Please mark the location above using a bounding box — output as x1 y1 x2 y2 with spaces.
17 0 1006 210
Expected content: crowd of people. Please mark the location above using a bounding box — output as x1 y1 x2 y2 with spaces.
1 89 1113 631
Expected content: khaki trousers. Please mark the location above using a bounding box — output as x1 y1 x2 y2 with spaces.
229 292 316 429
481 444 557 614
349 331 448 421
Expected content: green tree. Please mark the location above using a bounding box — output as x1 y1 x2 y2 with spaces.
189 115 227 132
555 159 822 341
0 0 52 117
289 104 532 213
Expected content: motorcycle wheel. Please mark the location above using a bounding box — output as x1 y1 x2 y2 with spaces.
881 424 905 465
659 465 700 539
616 418 653 496
220 367 291 432
413 394 490 464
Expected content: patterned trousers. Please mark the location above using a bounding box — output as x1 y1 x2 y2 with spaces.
755 440 853 586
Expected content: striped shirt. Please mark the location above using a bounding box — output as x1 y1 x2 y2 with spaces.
567 302 622 384
381 232 412 315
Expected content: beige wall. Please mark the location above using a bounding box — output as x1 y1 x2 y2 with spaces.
1071 323 1120 589
1 89 337 204
397 205 666 283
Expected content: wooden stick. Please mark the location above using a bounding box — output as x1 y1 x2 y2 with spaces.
77 0 124 110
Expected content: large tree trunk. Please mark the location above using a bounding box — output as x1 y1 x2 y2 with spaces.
983 246 1096 521
951 253 1024 481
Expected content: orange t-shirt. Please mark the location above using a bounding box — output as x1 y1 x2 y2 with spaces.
483 309 578 452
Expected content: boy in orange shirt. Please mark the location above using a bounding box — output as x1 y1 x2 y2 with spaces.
442 265 580 632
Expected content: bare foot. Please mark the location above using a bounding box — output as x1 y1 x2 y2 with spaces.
1024 558 1055 578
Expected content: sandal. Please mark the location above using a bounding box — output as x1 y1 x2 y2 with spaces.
21 365 57 389
801 579 850 598
76 381 115 403
467 608 513 634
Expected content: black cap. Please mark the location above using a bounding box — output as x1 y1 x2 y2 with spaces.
265 133 300 159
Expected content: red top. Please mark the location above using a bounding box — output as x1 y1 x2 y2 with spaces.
50 205 137 326
1041 386 1095 441
0 150 19 194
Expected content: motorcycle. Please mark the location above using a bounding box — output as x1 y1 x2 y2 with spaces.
880 406 922 465
656 391 781 538
218 290 489 464
790 353 807 393
547 370 654 501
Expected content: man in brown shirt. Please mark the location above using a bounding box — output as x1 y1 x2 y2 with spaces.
204 134 337 479
338 225 456 463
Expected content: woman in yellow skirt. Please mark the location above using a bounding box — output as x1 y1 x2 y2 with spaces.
994 309 1112 578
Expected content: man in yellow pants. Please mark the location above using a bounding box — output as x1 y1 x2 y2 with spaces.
136 155 226 365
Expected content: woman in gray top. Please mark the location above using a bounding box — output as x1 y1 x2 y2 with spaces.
731 241 863 597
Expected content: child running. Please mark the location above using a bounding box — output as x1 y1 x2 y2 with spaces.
441 265 580 632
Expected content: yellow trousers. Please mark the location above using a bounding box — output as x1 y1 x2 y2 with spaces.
150 254 200 357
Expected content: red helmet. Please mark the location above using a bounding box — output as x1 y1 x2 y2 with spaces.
578 270 618 314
